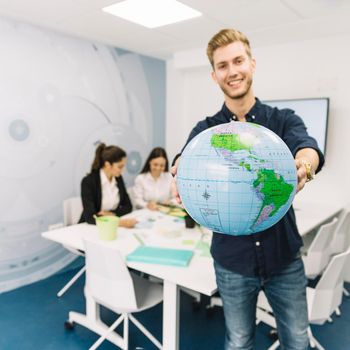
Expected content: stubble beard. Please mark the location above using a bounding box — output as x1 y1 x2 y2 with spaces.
221 76 253 101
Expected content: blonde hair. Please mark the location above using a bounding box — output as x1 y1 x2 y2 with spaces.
207 28 252 67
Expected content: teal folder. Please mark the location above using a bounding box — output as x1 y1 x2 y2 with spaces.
126 246 194 267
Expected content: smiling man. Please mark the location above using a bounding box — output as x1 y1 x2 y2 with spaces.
172 29 324 349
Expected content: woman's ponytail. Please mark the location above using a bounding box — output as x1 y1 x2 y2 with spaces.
90 143 126 172
91 143 106 171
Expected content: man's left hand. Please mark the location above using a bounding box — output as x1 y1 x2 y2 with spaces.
295 158 308 193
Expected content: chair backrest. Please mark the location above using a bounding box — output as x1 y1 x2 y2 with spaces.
63 197 83 226
331 209 350 254
84 239 138 312
304 217 338 278
309 248 350 324
344 252 350 282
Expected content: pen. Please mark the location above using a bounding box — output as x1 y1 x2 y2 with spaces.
133 233 145 246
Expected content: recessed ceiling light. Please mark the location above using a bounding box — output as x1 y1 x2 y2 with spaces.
102 0 202 28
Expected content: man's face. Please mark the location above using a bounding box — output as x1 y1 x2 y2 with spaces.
211 41 256 101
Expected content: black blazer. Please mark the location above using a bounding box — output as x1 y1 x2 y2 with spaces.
79 170 132 224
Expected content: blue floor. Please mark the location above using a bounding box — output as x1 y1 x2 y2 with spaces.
1 267 350 350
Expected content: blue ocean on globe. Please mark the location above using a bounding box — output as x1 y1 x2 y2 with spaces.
177 121 297 235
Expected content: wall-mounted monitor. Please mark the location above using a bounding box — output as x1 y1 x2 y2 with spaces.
263 98 329 157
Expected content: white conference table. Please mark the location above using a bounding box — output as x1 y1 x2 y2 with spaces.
42 200 343 350
42 210 216 350
293 197 343 236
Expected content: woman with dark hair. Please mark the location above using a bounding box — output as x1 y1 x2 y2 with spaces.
79 143 136 227
133 147 174 210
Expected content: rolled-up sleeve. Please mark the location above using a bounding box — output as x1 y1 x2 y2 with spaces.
282 110 325 173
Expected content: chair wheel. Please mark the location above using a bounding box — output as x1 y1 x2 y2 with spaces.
268 329 278 341
192 300 201 311
206 306 214 317
64 321 74 330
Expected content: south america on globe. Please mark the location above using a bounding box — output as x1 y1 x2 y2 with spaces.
177 121 297 235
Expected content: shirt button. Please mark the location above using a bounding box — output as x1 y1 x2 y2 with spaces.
252 115 255 120
255 241 260 246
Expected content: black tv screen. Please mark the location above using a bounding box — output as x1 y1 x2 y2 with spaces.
263 98 329 156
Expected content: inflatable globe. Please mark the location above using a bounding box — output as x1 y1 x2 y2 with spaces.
177 121 297 235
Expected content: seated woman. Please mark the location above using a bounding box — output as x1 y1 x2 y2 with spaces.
133 147 174 210
79 143 137 228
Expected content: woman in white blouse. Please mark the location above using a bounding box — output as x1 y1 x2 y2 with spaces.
133 147 174 210
79 143 137 228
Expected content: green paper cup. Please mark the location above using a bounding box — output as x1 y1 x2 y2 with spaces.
95 216 119 241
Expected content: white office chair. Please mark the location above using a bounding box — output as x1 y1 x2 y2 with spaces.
343 252 350 294
329 209 350 297
66 239 163 350
256 248 350 350
57 197 84 297
330 209 350 254
302 217 338 279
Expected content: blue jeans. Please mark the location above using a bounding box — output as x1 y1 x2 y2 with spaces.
214 256 309 350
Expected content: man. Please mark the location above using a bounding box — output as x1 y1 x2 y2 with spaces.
172 29 324 349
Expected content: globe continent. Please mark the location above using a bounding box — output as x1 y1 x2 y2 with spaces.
177 121 297 235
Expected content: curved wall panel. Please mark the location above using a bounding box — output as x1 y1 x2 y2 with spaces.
0 17 165 293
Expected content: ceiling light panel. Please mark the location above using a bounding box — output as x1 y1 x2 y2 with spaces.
102 0 202 28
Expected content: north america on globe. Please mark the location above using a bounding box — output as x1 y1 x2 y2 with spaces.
177 121 297 236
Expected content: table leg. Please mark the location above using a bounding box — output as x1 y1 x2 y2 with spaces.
163 280 180 350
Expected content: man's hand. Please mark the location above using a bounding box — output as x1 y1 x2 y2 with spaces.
295 148 319 193
171 157 182 204
295 158 308 193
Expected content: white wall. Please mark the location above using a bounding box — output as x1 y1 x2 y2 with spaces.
166 33 350 206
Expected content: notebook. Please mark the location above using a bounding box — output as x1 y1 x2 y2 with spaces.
126 246 194 267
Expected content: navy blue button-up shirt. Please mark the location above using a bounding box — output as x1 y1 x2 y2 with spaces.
182 98 324 278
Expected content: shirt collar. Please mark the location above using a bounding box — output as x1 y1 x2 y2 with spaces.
146 171 163 181
100 169 116 186
145 172 153 181
221 98 262 122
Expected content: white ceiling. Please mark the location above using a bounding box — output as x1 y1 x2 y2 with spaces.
0 0 350 59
